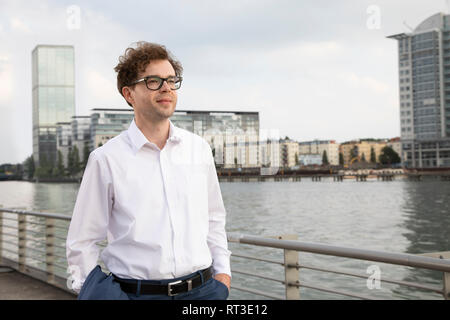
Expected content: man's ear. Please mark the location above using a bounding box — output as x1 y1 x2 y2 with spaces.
122 86 135 106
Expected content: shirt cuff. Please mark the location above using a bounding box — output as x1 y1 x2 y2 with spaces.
212 252 232 278
69 278 84 294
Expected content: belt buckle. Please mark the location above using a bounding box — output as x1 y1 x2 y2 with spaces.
168 280 182 296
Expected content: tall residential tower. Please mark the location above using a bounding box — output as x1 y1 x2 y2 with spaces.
388 13 450 168
32 45 75 166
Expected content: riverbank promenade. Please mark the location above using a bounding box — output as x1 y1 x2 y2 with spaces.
0 267 75 300
1 205 449 300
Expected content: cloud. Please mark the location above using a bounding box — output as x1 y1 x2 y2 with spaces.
0 56 13 104
0 0 447 163
338 72 390 94
85 70 119 106
9 17 32 33
0 0 136 163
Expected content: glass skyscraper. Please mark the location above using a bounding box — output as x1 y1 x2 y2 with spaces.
32 45 75 166
388 13 450 167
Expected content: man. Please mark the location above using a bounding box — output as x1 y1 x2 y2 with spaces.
66 42 231 300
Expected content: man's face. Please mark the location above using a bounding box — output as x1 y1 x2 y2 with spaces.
127 59 178 121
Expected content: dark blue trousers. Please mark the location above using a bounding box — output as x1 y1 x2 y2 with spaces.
77 265 229 300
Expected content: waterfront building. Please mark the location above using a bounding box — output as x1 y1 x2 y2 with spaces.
71 116 91 163
56 122 72 168
171 110 259 168
77 108 260 168
298 140 339 166
298 154 322 166
279 139 299 168
339 141 356 165
32 45 75 166
388 13 450 167
339 140 387 165
259 138 281 169
90 109 134 150
387 137 402 161
222 129 259 168
56 116 95 167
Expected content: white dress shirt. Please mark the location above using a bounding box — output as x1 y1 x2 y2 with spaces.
66 118 231 293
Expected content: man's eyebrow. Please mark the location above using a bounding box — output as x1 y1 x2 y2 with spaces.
143 74 177 78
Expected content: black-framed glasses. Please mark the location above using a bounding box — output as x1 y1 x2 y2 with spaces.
130 75 183 91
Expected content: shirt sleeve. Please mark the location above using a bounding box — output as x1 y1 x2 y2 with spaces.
204 143 232 278
65 150 113 293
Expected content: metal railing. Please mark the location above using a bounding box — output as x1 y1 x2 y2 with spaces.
0 206 108 294
1 206 449 300
228 234 450 300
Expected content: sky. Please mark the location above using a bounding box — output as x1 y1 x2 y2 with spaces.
0 0 448 164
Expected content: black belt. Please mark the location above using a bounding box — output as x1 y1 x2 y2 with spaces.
113 266 213 296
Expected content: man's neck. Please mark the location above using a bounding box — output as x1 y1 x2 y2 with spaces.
134 113 170 150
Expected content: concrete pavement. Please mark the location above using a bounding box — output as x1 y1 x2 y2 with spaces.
0 267 76 300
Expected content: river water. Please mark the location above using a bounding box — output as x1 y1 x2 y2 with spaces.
0 178 449 300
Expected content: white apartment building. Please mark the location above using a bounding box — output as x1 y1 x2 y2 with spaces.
279 140 299 168
298 140 339 165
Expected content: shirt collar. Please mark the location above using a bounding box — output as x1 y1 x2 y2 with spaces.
128 118 182 154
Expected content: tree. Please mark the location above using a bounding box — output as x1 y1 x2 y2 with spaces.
67 148 74 176
72 145 81 175
40 154 48 168
67 146 81 176
13 163 24 179
322 150 329 165
82 143 90 170
370 147 376 163
339 152 344 166
379 146 401 165
35 166 50 179
295 153 299 166
211 147 216 166
350 146 358 158
35 154 52 179
51 166 60 177
361 153 366 162
56 150 65 177
24 155 35 179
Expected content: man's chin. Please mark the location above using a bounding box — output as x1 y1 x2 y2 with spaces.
156 106 175 119
136 104 176 120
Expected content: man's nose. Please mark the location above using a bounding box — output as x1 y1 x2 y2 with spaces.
160 80 171 91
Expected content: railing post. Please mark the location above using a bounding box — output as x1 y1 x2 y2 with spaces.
46 218 55 284
280 234 300 300
18 214 26 272
419 251 450 300
444 272 450 300
441 255 450 300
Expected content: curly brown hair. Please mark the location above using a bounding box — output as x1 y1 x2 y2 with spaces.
114 41 183 107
